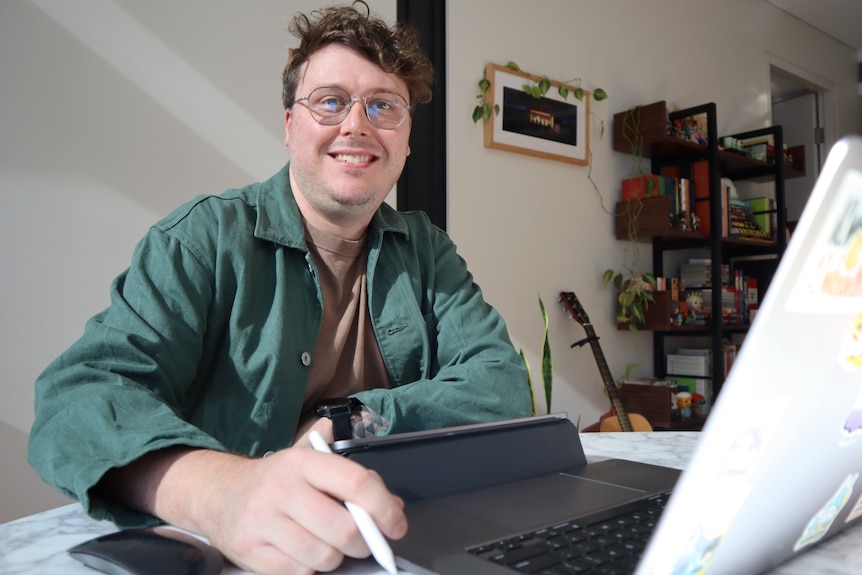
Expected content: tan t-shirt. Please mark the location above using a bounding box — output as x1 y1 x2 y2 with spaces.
299 220 391 426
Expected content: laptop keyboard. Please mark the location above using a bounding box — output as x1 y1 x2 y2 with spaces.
467 492 670 575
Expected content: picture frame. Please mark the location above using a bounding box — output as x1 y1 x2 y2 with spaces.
483 63 590 166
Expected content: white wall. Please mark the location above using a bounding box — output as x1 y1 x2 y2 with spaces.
1 0 858 522
0 0 397 523
447 0 860 429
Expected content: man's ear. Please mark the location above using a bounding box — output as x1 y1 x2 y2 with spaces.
283 109 292 147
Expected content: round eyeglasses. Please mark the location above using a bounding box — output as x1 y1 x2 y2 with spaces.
292 86 411 130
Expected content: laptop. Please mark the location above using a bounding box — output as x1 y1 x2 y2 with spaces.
332 135 862 574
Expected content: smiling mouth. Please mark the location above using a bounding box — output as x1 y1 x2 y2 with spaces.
332 153 375 164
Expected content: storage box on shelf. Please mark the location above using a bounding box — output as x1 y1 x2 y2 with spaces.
615 196 706 241
620 382 706 430
616 289 672 331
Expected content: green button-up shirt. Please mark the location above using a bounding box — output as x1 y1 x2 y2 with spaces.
28 163 530 526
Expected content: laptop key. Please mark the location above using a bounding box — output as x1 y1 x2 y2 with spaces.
492 544 547 565
469 491 671 574
512 553 562 573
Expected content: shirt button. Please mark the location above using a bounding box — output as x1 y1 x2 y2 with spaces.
301 351 312 366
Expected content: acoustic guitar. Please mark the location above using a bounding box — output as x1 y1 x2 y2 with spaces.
559 291 652 433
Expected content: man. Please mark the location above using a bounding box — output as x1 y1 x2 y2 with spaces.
28 3 530 574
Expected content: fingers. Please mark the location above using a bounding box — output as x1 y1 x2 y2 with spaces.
213 447 407 575
231 512 346 575
299 449 408 541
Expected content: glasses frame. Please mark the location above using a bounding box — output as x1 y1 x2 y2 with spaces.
292 87 412 130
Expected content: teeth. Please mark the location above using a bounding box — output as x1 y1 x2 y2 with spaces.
334 154 372 164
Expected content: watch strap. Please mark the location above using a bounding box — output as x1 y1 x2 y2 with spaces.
314 397 363 441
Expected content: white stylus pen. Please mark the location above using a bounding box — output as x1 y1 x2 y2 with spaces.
308 431 398 575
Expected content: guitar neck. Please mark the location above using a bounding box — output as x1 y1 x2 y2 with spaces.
580 324 633 432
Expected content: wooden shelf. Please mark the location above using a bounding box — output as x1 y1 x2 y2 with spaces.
613 100 805 178
718 147 805 181
615 196 708 241
621 383 707 430
611 100 796 413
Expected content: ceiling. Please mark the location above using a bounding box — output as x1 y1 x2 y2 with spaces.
767 0 862 102
767 0 862 52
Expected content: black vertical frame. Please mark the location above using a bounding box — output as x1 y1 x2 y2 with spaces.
396 0 447 230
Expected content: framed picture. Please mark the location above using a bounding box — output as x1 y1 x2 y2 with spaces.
483 63 590 165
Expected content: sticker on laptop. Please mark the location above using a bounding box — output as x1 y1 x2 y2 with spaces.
839 310 862 369
715 426 763 480
790 168 862 310
842 408 862 444
840 376 862 444
794 472 858 551
845 489 862 523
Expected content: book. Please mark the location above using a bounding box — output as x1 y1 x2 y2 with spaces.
749 197 776 239
621 174 663 201
746 277 758 305
728 198 770 239
690 159 711 236
667 353 710 377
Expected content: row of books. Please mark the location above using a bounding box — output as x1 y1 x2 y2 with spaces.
620 174 697 231
679 259 730 289
681 271 759 325
651 160 778 241
729 197 775 240
657 259 760 325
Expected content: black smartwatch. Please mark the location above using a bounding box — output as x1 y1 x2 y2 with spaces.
314 397 363 441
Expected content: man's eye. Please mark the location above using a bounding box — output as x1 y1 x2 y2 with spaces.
316 96 345 111
370 100 393 111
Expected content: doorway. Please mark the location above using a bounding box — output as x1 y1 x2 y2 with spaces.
770 64 831 226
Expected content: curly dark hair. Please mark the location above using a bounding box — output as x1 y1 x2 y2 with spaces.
282 1 434 111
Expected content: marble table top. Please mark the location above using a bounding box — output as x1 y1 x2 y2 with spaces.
2 432 861 574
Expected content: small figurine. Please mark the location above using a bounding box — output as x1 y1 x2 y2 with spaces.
676 210 690 231
677 391 693 419
692 393 706 417
670 390 681 421
673 300 690 326
690 212 701 231
684 292 703 325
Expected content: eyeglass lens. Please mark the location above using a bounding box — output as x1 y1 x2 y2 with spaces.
304 87 408 129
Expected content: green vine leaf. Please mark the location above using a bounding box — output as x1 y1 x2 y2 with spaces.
506 61 521 71
537 77 551 96
594 88 608 101
471 106 484 124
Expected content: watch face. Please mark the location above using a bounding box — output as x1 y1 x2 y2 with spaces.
315 397 360 418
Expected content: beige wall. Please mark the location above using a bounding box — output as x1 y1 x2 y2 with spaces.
447 0 860 430
1 0 858 522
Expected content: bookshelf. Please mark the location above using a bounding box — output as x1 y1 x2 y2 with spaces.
612 101 805 427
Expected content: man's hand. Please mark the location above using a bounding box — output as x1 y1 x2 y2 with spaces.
99 446 408 575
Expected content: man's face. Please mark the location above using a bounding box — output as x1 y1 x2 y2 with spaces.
285 44 412 236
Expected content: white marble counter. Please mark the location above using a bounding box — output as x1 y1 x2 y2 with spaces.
2 432 860 574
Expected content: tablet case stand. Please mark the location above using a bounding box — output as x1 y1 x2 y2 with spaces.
339 414 586 501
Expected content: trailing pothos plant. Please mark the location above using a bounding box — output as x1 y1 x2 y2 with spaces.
472 61 607 126
602 268 656 329
603 104 658 330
